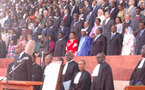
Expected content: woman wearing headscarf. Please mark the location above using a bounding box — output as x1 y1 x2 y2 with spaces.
121 26 136 55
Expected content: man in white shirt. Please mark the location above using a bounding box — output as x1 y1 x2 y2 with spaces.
60 51 79 90
70 60 91 90
130 45 145 85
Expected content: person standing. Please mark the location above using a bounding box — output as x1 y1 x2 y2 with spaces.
60 51 79 90
121 27 136 55
70 60 91 90
130 45 145 86
8 43 32 81
66 32 78 56
91 53 114 90
107 25 123 55
90 28 107 56
77 29 91 56
54 32 67 57
135 22 145 55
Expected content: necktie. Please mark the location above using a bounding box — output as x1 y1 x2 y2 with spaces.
111 33 114 40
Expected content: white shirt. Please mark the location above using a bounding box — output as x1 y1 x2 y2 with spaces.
94 34 101 42
116 23 123 34
105 18 110 25
73 72 82 84
19 51 25 59
138 58 145 68
92 64 101 76
62 60 73 75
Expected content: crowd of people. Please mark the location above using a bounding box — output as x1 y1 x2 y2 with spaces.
0 0 144 58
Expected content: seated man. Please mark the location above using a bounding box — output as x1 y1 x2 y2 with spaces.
91 53 114 90
130 45 145 86
70 60 91 90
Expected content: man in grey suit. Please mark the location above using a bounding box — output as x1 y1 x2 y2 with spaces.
126 0 136 22
135 22 145 55
102 12 115 39
132 7 145 34
70 13 83 41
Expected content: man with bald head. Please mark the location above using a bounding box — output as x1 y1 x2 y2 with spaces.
59 51 79 90
8 43 32 81
107 25 123 55
91 53 114 90
130 45 145 85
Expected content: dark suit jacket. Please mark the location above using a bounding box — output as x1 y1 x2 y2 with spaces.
0 40 7 58
90 35 107 56
62 61 79 82
11 52 32 81
46 26 57 41
54 17 62 30
69 6 79 16
7 62 14 80
70 21 83 40
32 27 42 42
57 26 70 40
132 15 145 32
32 63 42 81
107 33 123 55
102 19 115 38
85 12 96 29
135 30 145 54
54 39 67 57
99 3 109 12
122 20 132 35
109 7 119 20
62 15 72 27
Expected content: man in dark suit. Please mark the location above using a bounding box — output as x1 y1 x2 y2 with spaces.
85 7 96 29
102 12 115 39
107 25 123 55
32 22 42 42
78 7 87 24
69 0 79 16
90 27 107 56
70 13 83 40
122 14 132 35
135 22 145 55
8 43 32 81
92 0 99 17
54 11 62 30
46 20 57 41
130 45 145 86
99 0 109 12
109 2 119 20
54 32 67 57
60 51 79 90
32 53 42 90
132 7 145 33
62 8 72 27
57 21 70 40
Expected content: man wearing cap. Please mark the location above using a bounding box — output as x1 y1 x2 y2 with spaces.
77 29 91 56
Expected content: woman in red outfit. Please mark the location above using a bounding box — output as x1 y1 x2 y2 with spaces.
66 32 78 56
